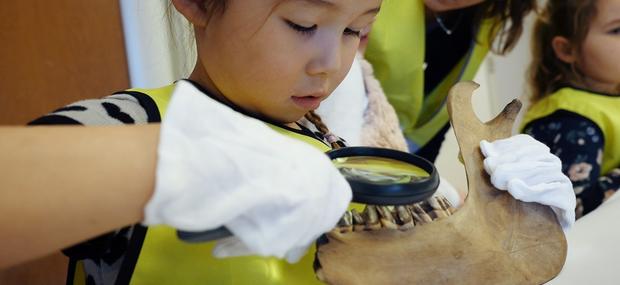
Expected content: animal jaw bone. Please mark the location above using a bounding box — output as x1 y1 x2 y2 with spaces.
315 81 567 285
334 197 456 234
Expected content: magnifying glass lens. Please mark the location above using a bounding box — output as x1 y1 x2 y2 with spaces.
332 156 429 185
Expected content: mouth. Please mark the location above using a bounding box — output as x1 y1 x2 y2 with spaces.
360 34 370 47
291 93 326 110
361 34 369 41
359 27 371 50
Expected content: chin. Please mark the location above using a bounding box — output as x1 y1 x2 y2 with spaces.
270 113 306 125
425 0 469 12
287 114 307 124
424 1 447 11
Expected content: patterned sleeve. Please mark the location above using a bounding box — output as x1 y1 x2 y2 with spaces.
524 110 620 218
27 92 159 280
28 92 160 126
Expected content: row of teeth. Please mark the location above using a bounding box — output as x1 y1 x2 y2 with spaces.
336 196 456 232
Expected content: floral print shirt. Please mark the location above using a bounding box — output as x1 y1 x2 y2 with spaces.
524 110 620 218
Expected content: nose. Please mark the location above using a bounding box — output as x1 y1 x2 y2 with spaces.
305 33 342 77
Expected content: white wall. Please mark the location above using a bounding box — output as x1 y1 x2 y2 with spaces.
119 0 193 88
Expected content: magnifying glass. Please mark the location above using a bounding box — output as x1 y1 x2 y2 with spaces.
177 147 439 243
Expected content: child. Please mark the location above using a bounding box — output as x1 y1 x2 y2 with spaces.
522 0 620 219
28 1 384 284
2 0 574 283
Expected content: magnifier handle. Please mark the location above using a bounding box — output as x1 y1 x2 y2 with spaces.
177 226 233 243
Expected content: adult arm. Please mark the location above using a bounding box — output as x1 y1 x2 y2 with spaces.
0 124 158 268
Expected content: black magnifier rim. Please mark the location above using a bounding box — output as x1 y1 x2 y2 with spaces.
327 147 439 206
178 226 231 243
178 147 440 243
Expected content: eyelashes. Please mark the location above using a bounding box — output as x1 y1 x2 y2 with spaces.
344 28 362 37
285 20 317 36
285 20 361 38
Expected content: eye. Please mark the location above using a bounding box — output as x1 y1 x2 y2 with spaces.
285 20 317 36
609 27 620 35
343 28 362 38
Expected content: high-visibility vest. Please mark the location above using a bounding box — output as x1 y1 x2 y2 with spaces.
71 83 334 285
365 0 493 148
521 87 620 175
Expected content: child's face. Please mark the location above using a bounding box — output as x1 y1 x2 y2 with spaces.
194 0 381 123
577 0 620 93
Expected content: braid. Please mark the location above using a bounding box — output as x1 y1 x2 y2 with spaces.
304 111 343 149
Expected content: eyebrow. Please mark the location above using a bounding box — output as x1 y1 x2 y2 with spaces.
601 18 620 31
606 19 620 27
301 0 335 7
298 0 381 15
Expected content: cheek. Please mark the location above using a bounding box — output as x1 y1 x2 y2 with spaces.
251 28 306 78
223 38 301 97
580 41 620 81
335 45 358 83
322 41 360 95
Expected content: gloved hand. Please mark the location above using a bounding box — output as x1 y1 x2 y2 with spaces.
480 134 576 230
143 80 352 262
212 236 309 263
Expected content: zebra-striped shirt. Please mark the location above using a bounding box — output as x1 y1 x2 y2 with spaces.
30 91 161 285
29 86 330 285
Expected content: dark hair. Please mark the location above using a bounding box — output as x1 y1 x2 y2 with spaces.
528 0 598 103
168 1 341 147
165 0 229 76
474 0 537 55
167 0 227 23
201 0 227 19
305 111 343 149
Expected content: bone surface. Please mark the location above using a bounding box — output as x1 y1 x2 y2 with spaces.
316 81 567 285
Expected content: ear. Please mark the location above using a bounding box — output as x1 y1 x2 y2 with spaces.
551 36 577 64
171 0 209 27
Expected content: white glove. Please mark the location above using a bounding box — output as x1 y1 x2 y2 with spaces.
212 236 309 263
480 134 576 230
143 80 352 262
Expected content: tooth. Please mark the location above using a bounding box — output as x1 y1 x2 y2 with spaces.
429 197 449 219
441 196 457 215
351 209 365 232
364 205 381 230
377 206 398 230
414 204 434 223
337 211 353 233
397 205 415 230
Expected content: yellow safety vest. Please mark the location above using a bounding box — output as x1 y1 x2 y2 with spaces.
521 87 620 174
365 0 493 148
71 83 335 285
